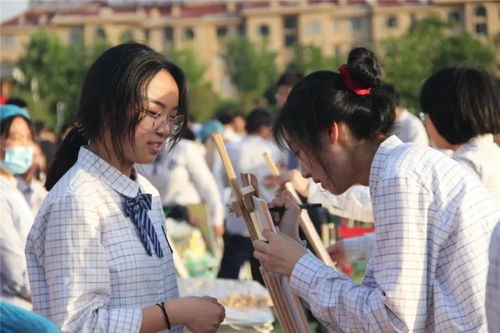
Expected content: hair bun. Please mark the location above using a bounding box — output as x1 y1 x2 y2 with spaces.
347 47 382 88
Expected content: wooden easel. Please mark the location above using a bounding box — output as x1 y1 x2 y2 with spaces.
263 152 335 267
212 133 310 333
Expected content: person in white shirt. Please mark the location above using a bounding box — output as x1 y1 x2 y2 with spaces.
252 47 499 332
138 137 225 237
420 65 500 204
0 104 35 310
26 43 224 333
217 108 287 284
382 83 429 146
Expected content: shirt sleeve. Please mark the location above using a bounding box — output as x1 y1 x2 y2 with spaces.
185 143 224 227
487 222 500 332
308 183 374 222
28 195 142 333
291 176 433 332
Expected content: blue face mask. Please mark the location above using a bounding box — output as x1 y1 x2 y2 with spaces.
0 146 34 174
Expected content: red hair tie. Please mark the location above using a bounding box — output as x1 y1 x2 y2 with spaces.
338 64 371 96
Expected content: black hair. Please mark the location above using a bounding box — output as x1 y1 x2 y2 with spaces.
45 43 187 190
0 115 34 141
215 110 235 125
420 65 500 145
5 97 28 109
379 83 400 107
273 47 394 153
245 108 272 134
276 71 304 87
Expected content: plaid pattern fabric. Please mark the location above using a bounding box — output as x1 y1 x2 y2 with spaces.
487 221 500 331
26 147 181 333
290 136 499 332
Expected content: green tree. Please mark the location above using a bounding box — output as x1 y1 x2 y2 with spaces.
168 48 220 122
380 15 496 109
222 37 277 109
288 44 342 74
14 31 110 128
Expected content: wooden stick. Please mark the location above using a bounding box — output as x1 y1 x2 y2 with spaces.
263 152 335 267
212 133 309 332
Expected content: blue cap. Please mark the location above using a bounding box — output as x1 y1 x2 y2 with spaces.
0 104 31 123
199 120 224 141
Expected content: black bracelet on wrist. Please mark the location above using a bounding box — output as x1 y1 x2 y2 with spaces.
156 302 171 330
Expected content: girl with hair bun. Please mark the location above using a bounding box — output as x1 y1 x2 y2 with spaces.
25 43 225 333
253 47 499 332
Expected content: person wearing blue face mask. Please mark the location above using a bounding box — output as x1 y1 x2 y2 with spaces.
0 104 35 309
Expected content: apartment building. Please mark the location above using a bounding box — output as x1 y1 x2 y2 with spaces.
1 0 498 96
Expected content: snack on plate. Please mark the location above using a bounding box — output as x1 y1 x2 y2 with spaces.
219 290 273 308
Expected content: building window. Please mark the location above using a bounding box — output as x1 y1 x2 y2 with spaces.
307 21 321 34
448 11 461 22
475 23 488 35
184 28 195 40
120 31 134 43
285 35 297 47
283 15 298 47
284 15 297 29
144 29 150 42
164 27 174 42
334 45 342 58
96 27 106 41
387 16 398 28
410 13 417 28
68 27 83 45
2 35 16 50
216 26 228 38
259 24 270 37
238 23 246 36
475 6 487 17
350 18 363 32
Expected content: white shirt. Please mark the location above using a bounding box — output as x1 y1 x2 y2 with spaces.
225 135 287 236
487 221 500 332
453 134 500 204
16 176 48 216
26 147 181 333
340 135 500 261
0 176 33 309
391 109 429 146
290 136 499 332
138 139 224 227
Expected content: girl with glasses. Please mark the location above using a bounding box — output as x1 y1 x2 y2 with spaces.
26 43 225 333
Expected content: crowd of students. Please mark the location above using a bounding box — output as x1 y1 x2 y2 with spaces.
0 42 499 333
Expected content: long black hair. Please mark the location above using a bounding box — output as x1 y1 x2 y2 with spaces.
420 65 500 145
45 43 187 190
273 47 394 154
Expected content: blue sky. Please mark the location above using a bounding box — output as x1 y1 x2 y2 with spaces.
1 0 29 22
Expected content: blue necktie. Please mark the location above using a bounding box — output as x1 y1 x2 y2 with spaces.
124 193 164 257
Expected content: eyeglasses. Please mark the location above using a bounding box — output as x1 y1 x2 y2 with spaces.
140 109 184 135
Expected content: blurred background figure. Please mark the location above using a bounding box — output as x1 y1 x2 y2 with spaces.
199 119 224 171
381 83 428 146
16 142 47 216
139 130 225 238
275 71 304 109
0 104 35 310
217 108 287 284
420 64 500 203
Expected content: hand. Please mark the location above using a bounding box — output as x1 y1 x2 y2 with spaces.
174 296 225 333
327 241 349 268
212 224 224 237
189 216 204 228
269 191 300 240
253 229 308 276
276 170 310 197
